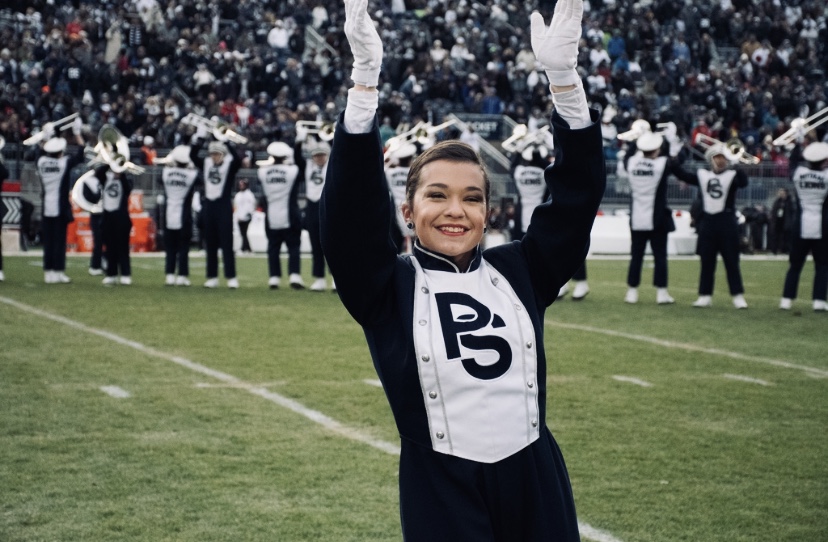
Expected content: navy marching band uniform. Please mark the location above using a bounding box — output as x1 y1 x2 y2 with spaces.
160 147 200 285
295 139 331 290
781 142 828 311
95 166 133 283
190 140 241 286
36 139 84 283
623 132 680 304
511 148 549 240
258 142 303 288
674 152 749 307
321 101 605 540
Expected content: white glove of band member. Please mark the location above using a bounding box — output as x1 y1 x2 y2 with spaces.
344 0 382 87
530 0 583 87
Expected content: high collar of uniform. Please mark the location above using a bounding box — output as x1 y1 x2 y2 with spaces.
412 240 482 273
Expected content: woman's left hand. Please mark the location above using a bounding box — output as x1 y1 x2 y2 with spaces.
344 0 383 88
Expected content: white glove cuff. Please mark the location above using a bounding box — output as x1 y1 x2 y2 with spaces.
551 81 591 130
344 87 379 134
351 67 380 88
545 69 580 87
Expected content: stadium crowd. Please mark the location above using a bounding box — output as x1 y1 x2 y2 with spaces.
0 0 826 161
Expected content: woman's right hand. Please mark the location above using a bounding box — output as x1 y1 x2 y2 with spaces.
344 0 383 88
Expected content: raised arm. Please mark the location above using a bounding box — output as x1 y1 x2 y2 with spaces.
517 0 606 303
320 0 397 325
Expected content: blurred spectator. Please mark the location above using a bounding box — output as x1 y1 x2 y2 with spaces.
0 0 824 165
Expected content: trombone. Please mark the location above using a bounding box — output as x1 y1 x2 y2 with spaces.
180 113 249 144
695 133 760 165
772 106 828 146
23 113 79 146
385 119 459 155
501 124 550 154
295 120 336 142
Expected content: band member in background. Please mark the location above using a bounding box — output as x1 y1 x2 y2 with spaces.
233 179 256 254
295 131 331 291
779 141 828 311
385 142 417 253
36 133 85 284
257 141 303 289
190 139 242 289
322 1 604 539
623 131 680 304
511 141 552 241
509 139 590 300
674 143 750 308
94 164 133 285
159 145 199 286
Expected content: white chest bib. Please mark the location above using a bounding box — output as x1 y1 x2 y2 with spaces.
411 257 540 463
203 157 232 201
697 169 737 214
102 172 124 213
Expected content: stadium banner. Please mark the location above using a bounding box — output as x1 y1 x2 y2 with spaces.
452 114 507 141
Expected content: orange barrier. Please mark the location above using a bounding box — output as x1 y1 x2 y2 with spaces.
67 211 156 252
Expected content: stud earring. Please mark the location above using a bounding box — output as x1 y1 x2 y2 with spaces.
406 222 414 230
484 227 488 233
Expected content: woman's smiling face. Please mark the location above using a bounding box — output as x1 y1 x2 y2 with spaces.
402 159 488 269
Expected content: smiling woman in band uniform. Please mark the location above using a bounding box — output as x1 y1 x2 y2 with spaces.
320 1 605 540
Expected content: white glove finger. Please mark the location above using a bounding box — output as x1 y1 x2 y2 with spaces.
529 11 547 52
529 11 546 35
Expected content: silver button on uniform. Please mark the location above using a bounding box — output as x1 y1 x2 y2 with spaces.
421 355 430 362
436 431 445 439
428 391 437 399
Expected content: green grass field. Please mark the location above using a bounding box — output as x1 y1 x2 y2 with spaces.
1 252 826 541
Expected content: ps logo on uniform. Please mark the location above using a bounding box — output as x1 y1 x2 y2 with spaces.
435 293 512 380
106 183 121 198
706 178 723 198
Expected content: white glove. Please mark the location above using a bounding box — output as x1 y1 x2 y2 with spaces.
344 0 382 87
530 0 583 87
295 124 307 142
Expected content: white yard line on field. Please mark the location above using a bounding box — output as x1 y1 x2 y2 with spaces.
1 295 621 542
722 374 772 386
0 295 399 456
100 385 131 398
546 320 828 379
612 375 653 387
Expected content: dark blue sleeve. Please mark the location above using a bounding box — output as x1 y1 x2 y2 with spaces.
320 113 399 326
519 109 606 305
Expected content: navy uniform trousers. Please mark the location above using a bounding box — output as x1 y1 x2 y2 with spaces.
203 199 236 279
400 431 579 542
782 236 828 301
627 229 669 287
696 212 744 295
